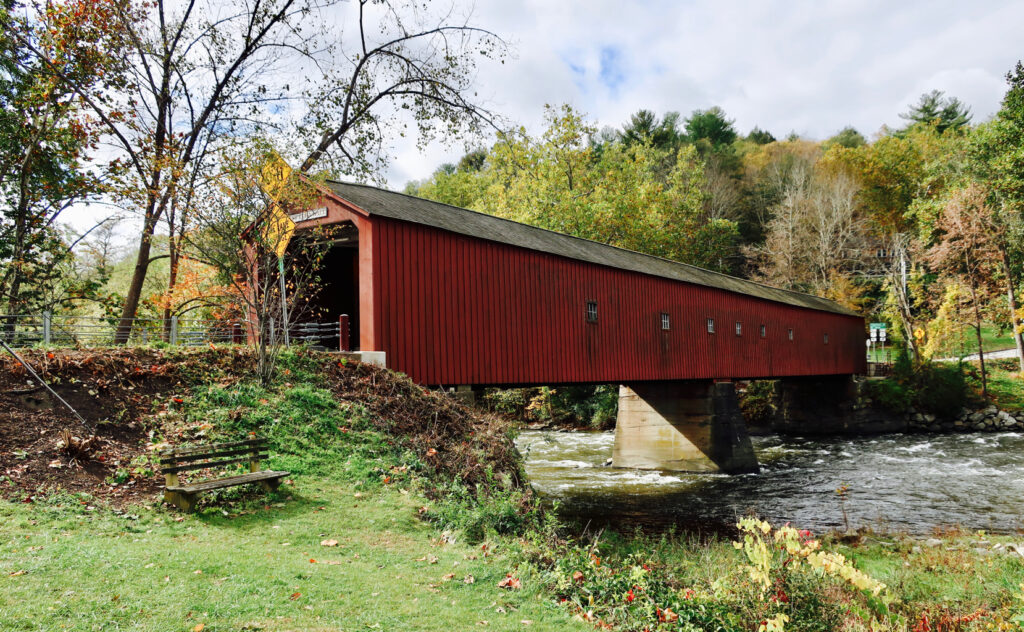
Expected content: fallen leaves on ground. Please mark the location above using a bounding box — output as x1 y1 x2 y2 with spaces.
497 574 521 590
320 539 339 547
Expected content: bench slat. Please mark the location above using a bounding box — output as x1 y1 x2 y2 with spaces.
166 470 289 494
160 446 263 465
162 453 268 474
160 438 265 456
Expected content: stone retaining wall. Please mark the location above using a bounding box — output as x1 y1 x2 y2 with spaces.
906 405 1024 433
746 377 1024 436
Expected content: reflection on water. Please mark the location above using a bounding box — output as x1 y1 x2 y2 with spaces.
515 430 1024 534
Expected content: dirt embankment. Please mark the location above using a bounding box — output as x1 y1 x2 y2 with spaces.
0 349 189 505
0 348 521 507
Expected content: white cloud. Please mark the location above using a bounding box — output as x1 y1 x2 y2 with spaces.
380 0 1024 187
56 0 1024 234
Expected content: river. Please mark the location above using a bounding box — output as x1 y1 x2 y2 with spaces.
515 430 1024 534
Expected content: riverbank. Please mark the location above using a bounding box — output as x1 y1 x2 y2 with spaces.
2 348 1023 630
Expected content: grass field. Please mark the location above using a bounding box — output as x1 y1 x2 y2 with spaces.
0 484 582 632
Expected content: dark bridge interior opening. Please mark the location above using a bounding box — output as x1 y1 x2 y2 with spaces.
306 222 359 350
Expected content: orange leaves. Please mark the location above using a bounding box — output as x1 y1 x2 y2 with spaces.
656 607 678 623
289 592 301 601
497 574 521 590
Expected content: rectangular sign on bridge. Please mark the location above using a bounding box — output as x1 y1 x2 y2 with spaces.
290 206 328 222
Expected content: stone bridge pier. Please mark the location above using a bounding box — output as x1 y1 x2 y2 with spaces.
612 381 760 474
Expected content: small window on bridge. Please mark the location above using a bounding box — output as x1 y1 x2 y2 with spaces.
735 322 742 336
707 318 715 333
661 313 671 331
760 324 766 338
788 328 794 341
585 301 598 323
824 333 829 344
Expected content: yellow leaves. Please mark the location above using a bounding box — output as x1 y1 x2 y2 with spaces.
758 613 789 632
735 518 887 599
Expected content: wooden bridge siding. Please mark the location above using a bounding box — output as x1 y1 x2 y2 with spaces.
372 217 866 386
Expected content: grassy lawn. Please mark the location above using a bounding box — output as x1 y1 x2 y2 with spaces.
965 358 1024 412
0 483 582 632
935 323 1019 358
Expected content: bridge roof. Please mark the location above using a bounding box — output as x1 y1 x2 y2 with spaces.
323 180 859 317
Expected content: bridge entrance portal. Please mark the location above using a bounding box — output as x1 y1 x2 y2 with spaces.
308 221 360 351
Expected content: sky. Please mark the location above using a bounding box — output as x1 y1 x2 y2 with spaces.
383 0 1024 188
61 0 1024 236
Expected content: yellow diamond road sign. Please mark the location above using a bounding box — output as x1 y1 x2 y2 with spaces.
257 152 296 257
260 153 293 203
262 204 295 258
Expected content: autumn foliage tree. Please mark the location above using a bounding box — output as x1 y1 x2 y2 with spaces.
184 146 334 383
924 185 1003 396
0 0 127 316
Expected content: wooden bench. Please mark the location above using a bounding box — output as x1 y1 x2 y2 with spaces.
160 438 289 512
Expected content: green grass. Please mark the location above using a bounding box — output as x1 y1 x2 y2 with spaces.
965 358 1024 412
936 323 1018 359
0 486 583 632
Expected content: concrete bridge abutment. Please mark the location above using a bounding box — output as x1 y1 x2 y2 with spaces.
612 381 759 474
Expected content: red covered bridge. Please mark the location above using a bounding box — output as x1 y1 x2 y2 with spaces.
292 181 867 473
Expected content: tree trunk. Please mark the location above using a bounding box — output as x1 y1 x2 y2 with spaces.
1000 248 1024 373
162 235 179 341
114 223 156 343
970 283 988 399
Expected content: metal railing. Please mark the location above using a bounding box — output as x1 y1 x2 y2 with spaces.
0 312 355 350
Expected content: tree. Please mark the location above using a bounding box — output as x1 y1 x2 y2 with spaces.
0 0 125 316
297 1 508 174
22 0 505 344
684 106 738 148
477 105 739 271
900 90 972 134
185 147 333 383
971 61 1024 372
620 110 684 151
746 159 868 295
738 139 821 245
823 126 866 149
924 185 1002 397
746 127 775 145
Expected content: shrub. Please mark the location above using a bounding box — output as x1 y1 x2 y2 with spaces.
740 380 778 426
884 349 969 419
912 362 968 417
865 379 911 413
